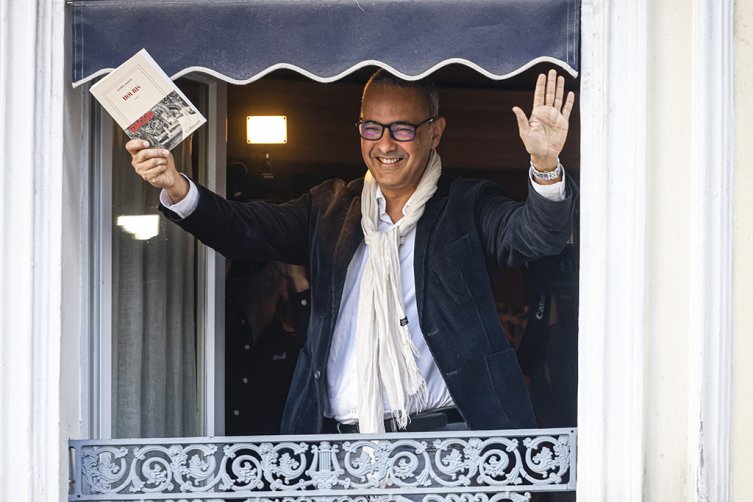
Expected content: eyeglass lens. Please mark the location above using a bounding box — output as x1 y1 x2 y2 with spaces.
359 122 417 141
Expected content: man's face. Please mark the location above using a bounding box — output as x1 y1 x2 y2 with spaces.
360 85 445 200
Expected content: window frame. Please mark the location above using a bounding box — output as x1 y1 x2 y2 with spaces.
91 76 228 439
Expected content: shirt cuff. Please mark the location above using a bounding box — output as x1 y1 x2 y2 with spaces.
530 169 567 202
159 174 199 219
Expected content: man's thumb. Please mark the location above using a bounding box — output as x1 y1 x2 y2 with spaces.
512 107 529 136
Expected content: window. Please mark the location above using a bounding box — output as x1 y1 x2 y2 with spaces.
97 79 211 438
92 65 580 439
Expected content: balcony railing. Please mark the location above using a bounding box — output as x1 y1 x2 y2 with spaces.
68 427 576 501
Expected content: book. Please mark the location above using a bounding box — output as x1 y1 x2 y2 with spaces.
90 49 206 150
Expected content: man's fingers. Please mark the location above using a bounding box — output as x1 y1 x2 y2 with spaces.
124 139 144 155
142 164 168 179
132 156 166 174
545 69 557 106
140 156 168 171
125 139 150 155
562 91 575 121
133 154 168 176
124 141 178 189
554 75 565 110
136 163 171 185
532 73 546 108
132 148 169 166
512 107 530 137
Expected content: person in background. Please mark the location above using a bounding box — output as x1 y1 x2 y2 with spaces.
225 261 310 435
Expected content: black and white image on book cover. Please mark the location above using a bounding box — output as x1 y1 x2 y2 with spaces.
127 90 202 150
90 49 206 150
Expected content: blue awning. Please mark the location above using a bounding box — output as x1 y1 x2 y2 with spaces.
72 0 580 87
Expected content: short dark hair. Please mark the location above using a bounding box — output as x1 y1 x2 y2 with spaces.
362 69 439 117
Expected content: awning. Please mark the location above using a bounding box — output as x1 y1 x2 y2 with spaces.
71 0 580 87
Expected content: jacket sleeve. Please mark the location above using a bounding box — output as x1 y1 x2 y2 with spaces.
159 181 310 265
476 176 578 268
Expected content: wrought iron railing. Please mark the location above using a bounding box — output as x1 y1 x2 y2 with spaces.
68 428 576 501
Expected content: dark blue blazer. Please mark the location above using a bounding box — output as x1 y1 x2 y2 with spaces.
160 174 578 433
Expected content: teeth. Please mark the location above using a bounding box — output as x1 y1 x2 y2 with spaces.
379 158 401 164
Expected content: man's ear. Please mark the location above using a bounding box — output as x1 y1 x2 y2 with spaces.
431 116 446 149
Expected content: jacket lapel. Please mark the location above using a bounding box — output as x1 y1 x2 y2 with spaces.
330 195 364 320
414 175 451 323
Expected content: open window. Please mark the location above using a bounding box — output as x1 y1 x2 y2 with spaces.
73 0 580 440
75 1 581 499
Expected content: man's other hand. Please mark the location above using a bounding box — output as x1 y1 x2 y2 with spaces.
512 69 575 173
125 139 189 203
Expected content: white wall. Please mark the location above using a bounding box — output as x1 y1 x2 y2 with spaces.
644 1 693 499
0 0 83 500
0 1 39 496
732 0 753 498
643 0 736 498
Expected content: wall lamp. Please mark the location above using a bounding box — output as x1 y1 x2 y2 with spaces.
246 115 287 144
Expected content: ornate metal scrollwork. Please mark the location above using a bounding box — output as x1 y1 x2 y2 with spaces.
69 428 575 501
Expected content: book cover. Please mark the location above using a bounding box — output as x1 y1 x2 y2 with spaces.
90 49 206 150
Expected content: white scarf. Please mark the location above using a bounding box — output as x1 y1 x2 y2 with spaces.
355 150 442 433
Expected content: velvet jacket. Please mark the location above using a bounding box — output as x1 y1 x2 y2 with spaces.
160 174 578 433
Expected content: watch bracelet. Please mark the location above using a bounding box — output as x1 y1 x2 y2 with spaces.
529 159 563 181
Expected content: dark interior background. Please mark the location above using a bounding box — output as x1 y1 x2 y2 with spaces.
225 62 580 205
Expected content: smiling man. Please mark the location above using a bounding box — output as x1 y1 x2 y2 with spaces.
126 68 577 434
358 80 445 222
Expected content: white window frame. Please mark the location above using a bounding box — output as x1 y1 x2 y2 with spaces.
577 0 648 497
92 77 228 439
194 76 228 436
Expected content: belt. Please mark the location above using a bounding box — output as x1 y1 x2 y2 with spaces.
322 407 464 434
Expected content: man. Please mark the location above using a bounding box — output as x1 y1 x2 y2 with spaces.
126 68 577 434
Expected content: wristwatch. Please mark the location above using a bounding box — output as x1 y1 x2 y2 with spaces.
529 159 563 181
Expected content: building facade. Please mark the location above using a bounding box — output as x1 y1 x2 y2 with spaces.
0 0 751 500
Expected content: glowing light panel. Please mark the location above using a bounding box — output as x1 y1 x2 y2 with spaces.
246 115 287 144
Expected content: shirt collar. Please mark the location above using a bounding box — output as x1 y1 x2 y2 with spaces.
374 185 415 220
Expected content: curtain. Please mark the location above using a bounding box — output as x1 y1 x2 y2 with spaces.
111 128 198 438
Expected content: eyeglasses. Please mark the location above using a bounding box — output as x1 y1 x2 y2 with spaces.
356 117 436 142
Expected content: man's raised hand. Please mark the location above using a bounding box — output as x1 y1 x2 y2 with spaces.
125 139 189 202
512 69 575 172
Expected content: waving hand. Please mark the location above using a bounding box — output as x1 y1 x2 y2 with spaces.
512 69 575 174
